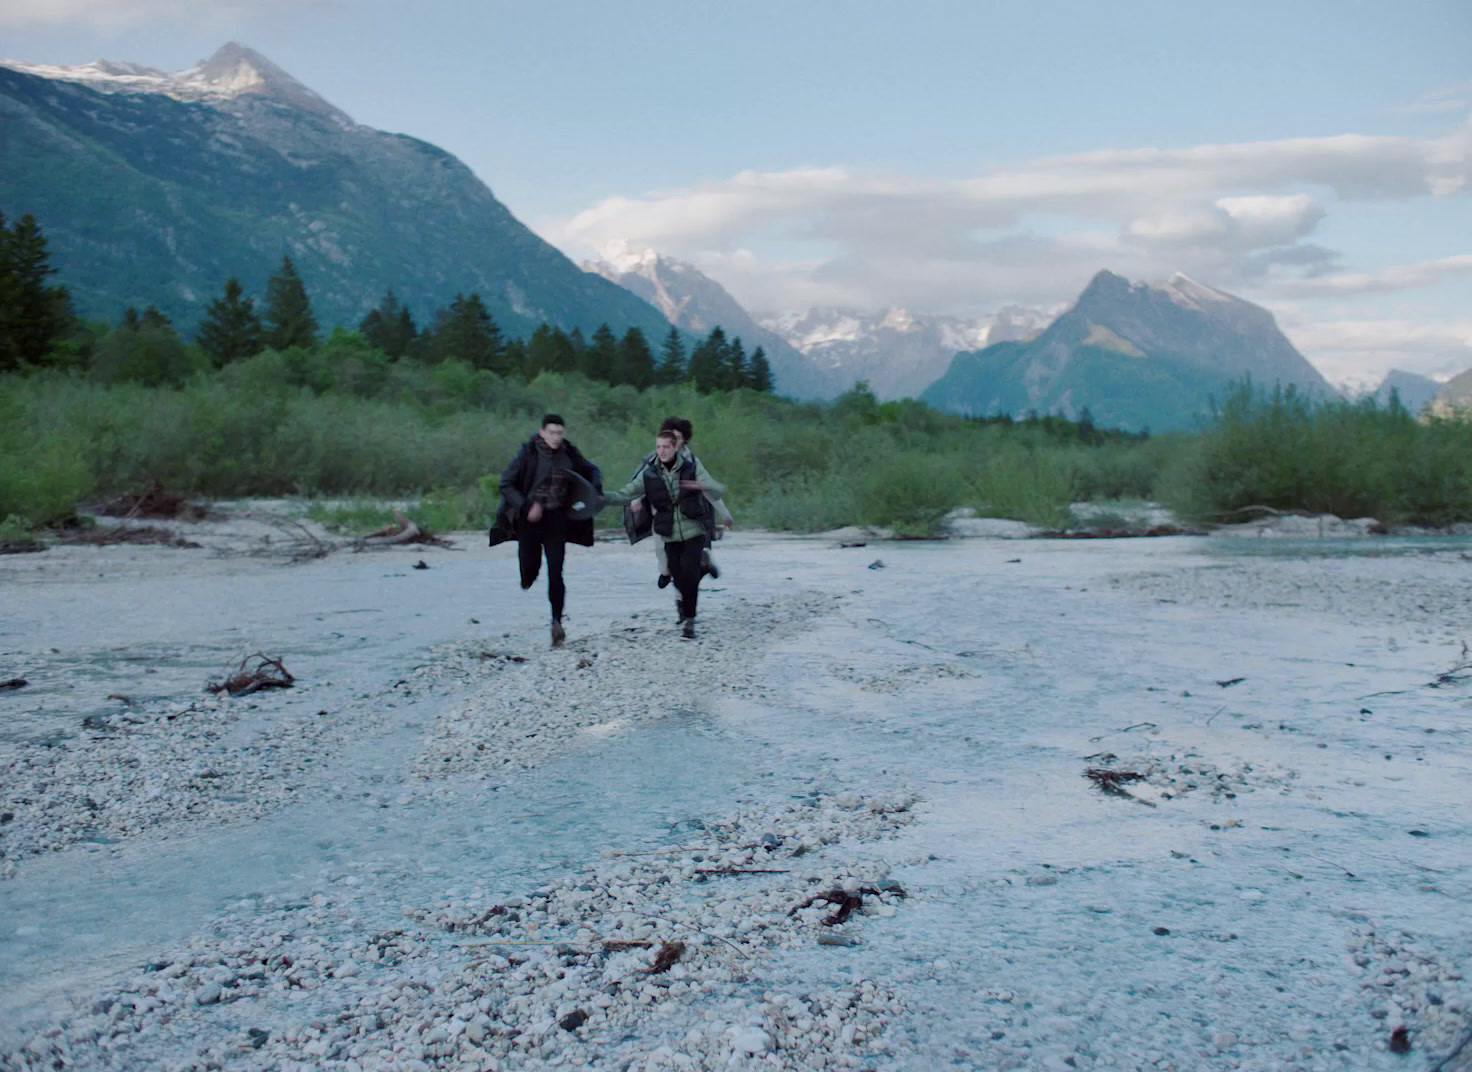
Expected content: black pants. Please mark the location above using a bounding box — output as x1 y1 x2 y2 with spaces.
518 509 568 621
665 536 705 619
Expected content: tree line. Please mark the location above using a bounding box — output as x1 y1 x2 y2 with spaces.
0 212 775 394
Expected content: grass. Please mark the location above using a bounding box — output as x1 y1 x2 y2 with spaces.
4 361 1472 537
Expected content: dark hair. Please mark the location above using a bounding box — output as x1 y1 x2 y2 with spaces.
658 416 681 434
675 418 694 442
541 413 565 428
656 430 678 443
658 416 694 442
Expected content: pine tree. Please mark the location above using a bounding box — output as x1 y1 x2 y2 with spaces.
430 292 504 370
618 327 656 389
688 327 727 392
0 212 75 370
584 324 620 382
359 290 418 358
747 345 775 392
656 326 687 384
263 255 319 350
527 323 578 375
722 335 747 391
196 278 263 366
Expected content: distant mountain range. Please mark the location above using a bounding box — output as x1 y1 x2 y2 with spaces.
582 243 837 399
759 304 1051 400
0 43 673 342
921 270 1335 432
584 244 1055 401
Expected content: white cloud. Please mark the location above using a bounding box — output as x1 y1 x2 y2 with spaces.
0 0 316 29
1284 316 1472 383
1266 254 1472 298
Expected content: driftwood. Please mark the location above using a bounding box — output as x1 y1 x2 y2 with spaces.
356 511 455 551
1083 767 1157 807
788 886 884 926
98 480 208 520
207 653 295 697
59 525 201 548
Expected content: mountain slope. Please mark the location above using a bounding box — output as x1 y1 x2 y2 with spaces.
923 270 1332 431
0 45 673 341
583 244 836 399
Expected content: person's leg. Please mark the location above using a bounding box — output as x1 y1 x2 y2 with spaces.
517 522 542 590
668 537 703 632
654 539 670 587
542 510 568 625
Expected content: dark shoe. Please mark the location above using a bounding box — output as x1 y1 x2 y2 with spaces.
550 620 565 647
701 548 720 579
657 573 672 589
680 617 696 640
675 599 685 623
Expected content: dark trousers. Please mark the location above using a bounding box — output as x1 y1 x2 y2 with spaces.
665 536 705 620
518 509 568 621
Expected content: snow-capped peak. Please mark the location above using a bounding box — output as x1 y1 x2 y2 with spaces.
593 240 661 276
1160 272 1233 310
0 42 350 122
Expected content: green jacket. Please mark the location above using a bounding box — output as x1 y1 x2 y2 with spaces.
609 454 725 543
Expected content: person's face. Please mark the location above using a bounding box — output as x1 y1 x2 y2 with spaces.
539 423 566 449
669 431 685 450
655 437 678 463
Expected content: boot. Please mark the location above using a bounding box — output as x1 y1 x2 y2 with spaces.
680 617 696 640
551 619 565 647
701 548 719 580
657 573 672 588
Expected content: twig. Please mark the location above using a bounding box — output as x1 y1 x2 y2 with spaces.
1088 722 1156 742
1205 706 1227 726
1429 1027 1472 1072
695 868 791 876
1300 852 1356 878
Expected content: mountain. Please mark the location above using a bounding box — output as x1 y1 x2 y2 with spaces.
1427 368 1472 418
0 44 673 342
1367 369 1441 414
921 270 1333 432
760 305 1051 400
582 243 837 399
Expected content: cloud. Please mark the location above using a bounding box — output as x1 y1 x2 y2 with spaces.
1284 316 1472 383
1267 254 1472 298
0 0 314 29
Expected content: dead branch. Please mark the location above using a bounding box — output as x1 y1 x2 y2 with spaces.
1428 641 1472 688
695 868 791 876
355 511 456 551
207 653 295 697
788 886 883 926
59 525 201 548
97 480 208 521
1083 767 1157 807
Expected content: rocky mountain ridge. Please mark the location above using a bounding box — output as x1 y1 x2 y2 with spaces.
0 44 673 345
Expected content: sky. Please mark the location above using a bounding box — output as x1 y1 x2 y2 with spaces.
2 0 1470 386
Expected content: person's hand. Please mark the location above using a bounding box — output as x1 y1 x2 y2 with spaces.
679 480 704 491
630 500 643 514
528 502 543 523
723 519 734 530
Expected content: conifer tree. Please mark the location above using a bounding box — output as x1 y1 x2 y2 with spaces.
619 327 656 389
91 305 202 386
196 278 263 366
688 327 728 392
359 290 418 358
263 255 319 350
722 335 748 391
430 292 504 370
747 345 775 392
584 324 620 382
0 212 75 370
527 323 578 375
656 326 687 384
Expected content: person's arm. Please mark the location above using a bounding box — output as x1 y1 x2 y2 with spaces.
499 447 529 512
710 496 734 525
685 457 725 500
604 472 647 504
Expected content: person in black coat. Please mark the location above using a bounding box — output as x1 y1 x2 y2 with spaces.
488 414 603 647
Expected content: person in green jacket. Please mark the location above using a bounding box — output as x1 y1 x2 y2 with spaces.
607 429 726 639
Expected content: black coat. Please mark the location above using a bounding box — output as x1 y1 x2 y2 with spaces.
488 436 603 547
